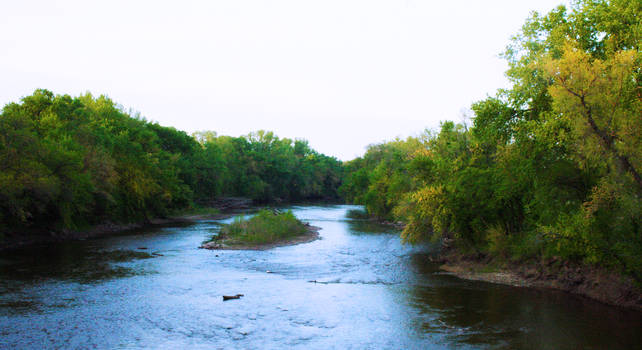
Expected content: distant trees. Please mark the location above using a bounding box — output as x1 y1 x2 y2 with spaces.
0 91 342 234
340 0 641 280
2 0 638 281
194 130 343 202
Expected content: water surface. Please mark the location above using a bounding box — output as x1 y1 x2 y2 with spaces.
1 205 640 349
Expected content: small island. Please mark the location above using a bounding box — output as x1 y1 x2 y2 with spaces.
200 209 320 250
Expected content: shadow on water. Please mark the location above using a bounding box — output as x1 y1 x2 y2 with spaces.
345 208 371 220
344 208 401 235
0 243 157 314
0 243 155 286
347 220 399 235
1 205 641 349
405 252 642 350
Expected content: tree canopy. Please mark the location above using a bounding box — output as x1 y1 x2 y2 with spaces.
0 91 342 234
341 0 641 280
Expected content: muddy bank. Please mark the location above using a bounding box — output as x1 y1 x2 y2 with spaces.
200 225 321 251
436 250 642 311
0 211 233 252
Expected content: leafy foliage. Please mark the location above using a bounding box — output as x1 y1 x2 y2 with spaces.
0 92 342 234
340 0 642 281
196 131 343 203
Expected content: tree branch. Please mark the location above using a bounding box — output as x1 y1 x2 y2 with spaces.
579 95 642 191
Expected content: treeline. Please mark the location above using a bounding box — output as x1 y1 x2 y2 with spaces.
341 0 641 280
0 90 342 233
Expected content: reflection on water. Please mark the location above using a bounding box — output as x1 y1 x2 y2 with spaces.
0 246 154 284
348 219 399 235
346 208 400 235
407 252 642 349
345 208 371 220
0 205 640 349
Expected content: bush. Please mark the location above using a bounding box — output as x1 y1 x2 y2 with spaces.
219 209 307 244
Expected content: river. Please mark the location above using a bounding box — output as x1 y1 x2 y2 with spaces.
1 205 640 349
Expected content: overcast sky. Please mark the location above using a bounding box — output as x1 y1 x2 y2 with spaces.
1 0 567 160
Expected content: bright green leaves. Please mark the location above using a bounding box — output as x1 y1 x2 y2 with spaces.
471 98 516 148
398 185 449 244
340 0 641 280
195 130 343 203
540 40 642 278
340 136 424 220
0 91 344 234
545 45 642 190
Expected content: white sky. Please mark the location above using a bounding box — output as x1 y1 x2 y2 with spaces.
0 0 567 160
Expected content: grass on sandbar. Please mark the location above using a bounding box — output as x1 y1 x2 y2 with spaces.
219 209 307 244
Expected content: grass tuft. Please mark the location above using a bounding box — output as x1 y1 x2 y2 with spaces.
218 209 307 244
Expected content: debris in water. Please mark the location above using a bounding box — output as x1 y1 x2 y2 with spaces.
223 294 244 301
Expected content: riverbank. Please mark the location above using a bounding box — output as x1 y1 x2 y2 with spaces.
0 197 327 252
2 204 641 349
200 224 321 250
0 211 233 252
366 208 642 311
435 249 642 311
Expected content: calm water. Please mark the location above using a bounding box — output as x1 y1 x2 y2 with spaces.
1 205 640 349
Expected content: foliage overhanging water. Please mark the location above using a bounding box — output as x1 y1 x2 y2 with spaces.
1 205 640 349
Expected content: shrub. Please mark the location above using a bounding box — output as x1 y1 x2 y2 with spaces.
219 209 307 244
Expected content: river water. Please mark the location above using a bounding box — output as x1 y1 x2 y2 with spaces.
1 205 640 349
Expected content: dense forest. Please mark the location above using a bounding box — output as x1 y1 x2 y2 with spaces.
0 91 342 234
1 0 639 284
341 0 641 281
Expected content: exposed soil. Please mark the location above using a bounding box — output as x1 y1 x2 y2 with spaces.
435 249 642 311
200 225 321 251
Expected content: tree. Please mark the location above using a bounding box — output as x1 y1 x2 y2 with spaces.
545 45 641 191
